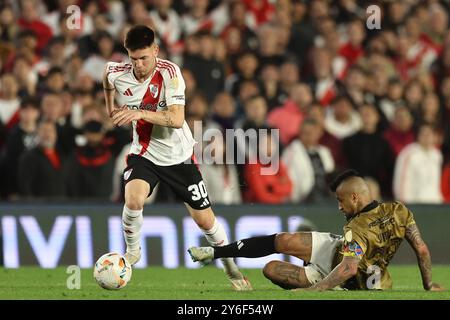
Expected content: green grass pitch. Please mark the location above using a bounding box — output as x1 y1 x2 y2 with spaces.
1 265 449 300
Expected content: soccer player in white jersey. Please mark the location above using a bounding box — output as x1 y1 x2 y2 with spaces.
102 25 252 291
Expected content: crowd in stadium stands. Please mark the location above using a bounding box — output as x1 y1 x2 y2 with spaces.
0 0 449 204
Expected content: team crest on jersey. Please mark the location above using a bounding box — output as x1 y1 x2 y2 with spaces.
149 84 159 98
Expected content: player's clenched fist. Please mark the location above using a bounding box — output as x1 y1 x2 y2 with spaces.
112 109 144 126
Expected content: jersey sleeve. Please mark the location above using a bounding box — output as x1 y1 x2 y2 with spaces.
105 62 117 87
395 201 416 228
342 226 366 259
163 63 186 106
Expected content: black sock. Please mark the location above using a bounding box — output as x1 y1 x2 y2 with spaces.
213 234 277 259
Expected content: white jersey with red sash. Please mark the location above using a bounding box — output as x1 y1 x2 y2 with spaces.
106 58 196 166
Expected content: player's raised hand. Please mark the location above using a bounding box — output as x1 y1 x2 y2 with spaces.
112 109 143 126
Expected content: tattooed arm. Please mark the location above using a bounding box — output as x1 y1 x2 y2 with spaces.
405 223 444 291
305 256 359 291
140 104 184 128
112 104 185 128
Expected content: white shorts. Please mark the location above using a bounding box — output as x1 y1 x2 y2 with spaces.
304 232 344 285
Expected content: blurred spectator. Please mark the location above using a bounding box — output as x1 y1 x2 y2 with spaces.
279 59 300 99
418 92 444 129
307 46 337 106
307 102 345 169
338 19 365 69
342 104 394 197
200 135 242 205
244 130 291 204
12 55 38 97
18 0 53 54
0 97 40 198
235 95 268 131
257 24 285 66
287 0 313 65
267 83 312 146
324 95 361 139
425 3 448 49
184 31 224 102
65 120 115 198
385 1 409 32
242 0 274 26
225 50 259 96
282 118 334 203
383 106 416 157
393 124 443 204
342 65 369 109
0 4 19 44
221 0 258 52
18 119 66 198
41 66 66 94
259 63 284 110
0 73 20 130
404 79 426 124
33 36 67 77
379 77 405 122
150 0 182 53
181 68 198 101
235 79 261 115
186 91 219 132
82 31 126 82
210 91 238 131
40 92 77 156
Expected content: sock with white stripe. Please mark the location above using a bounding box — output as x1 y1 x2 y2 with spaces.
122 205 143 252
202 218 240 277
213 234 278 259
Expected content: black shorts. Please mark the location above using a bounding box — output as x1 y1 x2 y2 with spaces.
123 154 211 210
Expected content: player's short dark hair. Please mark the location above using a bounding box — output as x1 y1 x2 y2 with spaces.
124 25 155 51
329 169 363 192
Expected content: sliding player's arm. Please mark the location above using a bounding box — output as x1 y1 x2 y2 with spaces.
112 104 184 128
102 65 122 118
306 256 359 291
405 223 444 291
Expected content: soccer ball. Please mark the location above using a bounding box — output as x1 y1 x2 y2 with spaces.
93 252 132 290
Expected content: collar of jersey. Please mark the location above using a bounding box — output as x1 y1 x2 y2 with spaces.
346 200 379 222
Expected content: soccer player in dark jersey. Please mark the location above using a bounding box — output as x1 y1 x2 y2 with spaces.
189 170 444 291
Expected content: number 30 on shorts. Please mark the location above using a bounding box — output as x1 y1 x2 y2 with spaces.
188 181 208 201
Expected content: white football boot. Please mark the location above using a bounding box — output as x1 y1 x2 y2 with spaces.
124 247 141 266
188 246 253 291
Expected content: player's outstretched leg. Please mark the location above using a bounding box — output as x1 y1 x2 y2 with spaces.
187 205 253 291
122 179 149 265
189 232 313 263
